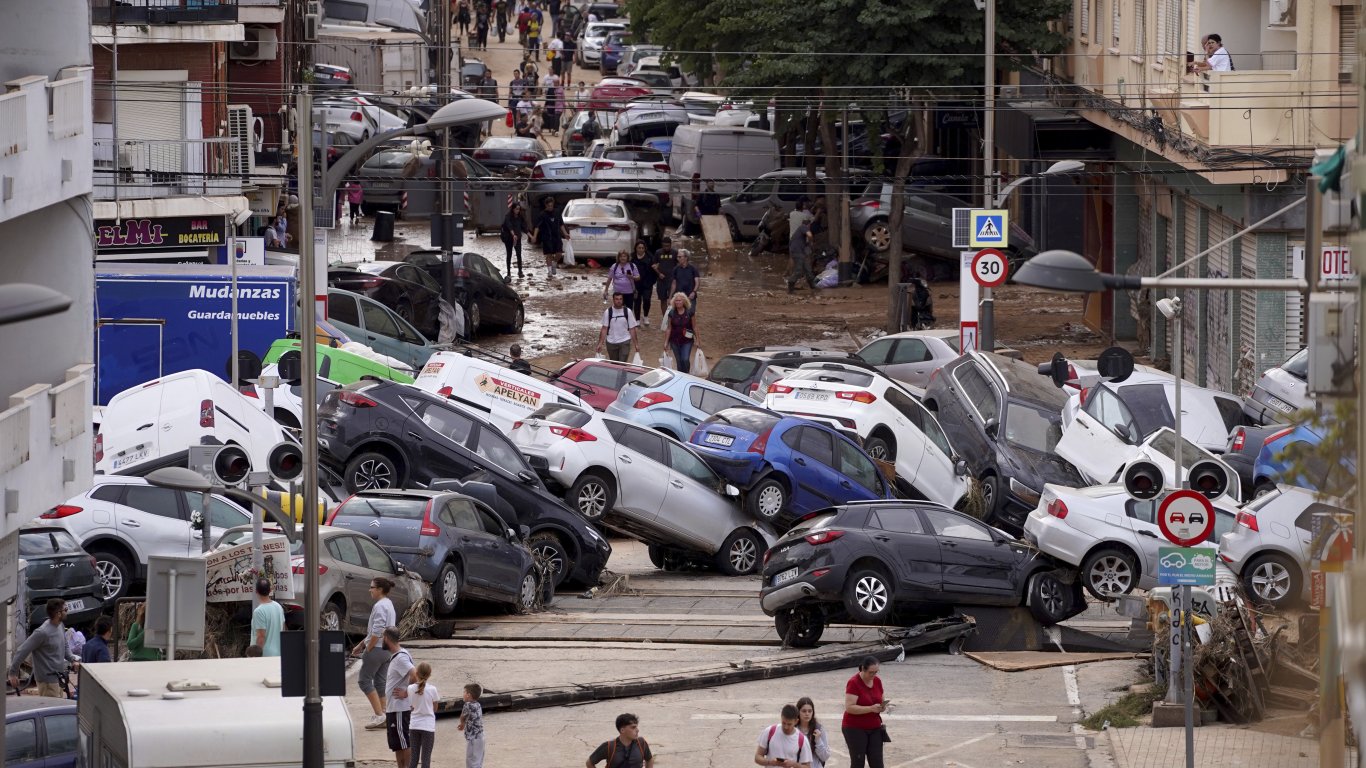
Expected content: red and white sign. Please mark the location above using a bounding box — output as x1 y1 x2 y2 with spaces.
1157 490 1217 547
959 321 979 353
1320 246 1355 282
971 248 1009 288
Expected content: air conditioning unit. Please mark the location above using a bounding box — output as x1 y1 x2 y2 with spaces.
227 105 256 177
230 27 279 62
1316 147 1355 233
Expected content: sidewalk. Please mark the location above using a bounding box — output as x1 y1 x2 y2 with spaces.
1108 723 1357 768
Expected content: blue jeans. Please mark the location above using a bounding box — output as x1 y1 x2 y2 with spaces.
670 341 693 374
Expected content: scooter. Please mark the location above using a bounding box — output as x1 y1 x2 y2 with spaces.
906 277 935 330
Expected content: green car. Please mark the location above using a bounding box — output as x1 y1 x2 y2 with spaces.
262 339 416 386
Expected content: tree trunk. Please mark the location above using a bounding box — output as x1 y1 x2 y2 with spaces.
886 108 929 333
818 112 846 275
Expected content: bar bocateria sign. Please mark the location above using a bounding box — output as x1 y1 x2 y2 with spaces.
95 216 226 253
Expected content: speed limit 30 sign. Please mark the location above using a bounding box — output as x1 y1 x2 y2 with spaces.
971 249 1009 288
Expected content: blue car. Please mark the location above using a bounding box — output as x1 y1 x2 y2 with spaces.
5 696 78 766
1252 423 1354 497
604 368 756 441
600 31 630 74
689 406 895 528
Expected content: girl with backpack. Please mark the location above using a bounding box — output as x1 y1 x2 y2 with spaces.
797 697 831 768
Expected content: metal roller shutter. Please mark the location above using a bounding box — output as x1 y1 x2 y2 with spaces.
115 83 184 175
1181 199 1201 380
1204 213 1234 391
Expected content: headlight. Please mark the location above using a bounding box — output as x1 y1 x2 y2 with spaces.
585 526 604 543
1008 477 1041 506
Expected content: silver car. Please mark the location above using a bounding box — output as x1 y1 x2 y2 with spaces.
215 524 429 635
529 157 596 211
1243 347 1311 425
849 180 1036 264
720 169 827 241
854 330 964 388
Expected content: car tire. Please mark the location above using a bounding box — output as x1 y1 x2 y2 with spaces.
725 215 742 242
716 528 764 576
514 571 539 614
321 599 344 633
567 472 614 521
434 563 461 615
863 219 892 253
467 302 482 338
529 532 571 588
747 477 788 522
1080 547 1139 600
864 434 896 462
344 452 400 493
774 605 825 648
1253 481 1277 499
1242 553 1301 607
979 474 1001 523
647 545 665 569
1026 570 1075 625
506 304 525 333
844 567 894 624
92 550 131 603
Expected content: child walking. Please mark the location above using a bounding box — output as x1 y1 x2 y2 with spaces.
406 663 439 768
458 683 485 768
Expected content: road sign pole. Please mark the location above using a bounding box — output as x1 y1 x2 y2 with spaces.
960 251 979 347
1168 584 1183 695
1183 583 1195 768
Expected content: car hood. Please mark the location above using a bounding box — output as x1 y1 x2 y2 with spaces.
1004 445 1083 489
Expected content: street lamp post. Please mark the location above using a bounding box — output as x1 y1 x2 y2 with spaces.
1013 249 1308 294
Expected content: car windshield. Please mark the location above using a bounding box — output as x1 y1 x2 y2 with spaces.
1146 428 1220 472
337 495 428 520
603 148 665 163
528 404 592 428
565 201 627 219
19 529 82 557
706 408 780 433
1281 348 1308 380
363 151 414 170
709 356 760 383
1003 401 1063 454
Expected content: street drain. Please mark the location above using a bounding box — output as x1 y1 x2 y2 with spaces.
1016 734 1093 749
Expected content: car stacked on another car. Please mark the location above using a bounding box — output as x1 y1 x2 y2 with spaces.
587 145 671 206
325 288 439 371
549 357 650 410
530 157 598 211
327 260 446 340
605 368 755 441
402 250 526 337
472 136 547 172
1243 347 1311 425
1218 484 1325 607
707 346 859 399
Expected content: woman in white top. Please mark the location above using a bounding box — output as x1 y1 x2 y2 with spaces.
351 576 397 730
407 662 440 768
797 696 832 768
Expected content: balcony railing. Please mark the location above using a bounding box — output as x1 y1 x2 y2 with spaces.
90 0 238 24
94 133 243 199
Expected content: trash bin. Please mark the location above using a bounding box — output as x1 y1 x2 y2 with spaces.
371 210 395 242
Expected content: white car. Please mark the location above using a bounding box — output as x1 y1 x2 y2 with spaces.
36 475 251 602
412 350 589 435
762 362 970 510
1218 484 1325 607
313 101 379 142
1024 483 1236 599
588 145 670 203
577 22 628 66
334 95 407 133
561 198 637 259
510 402 775 575
1243 347 1311 425
251 363 341 430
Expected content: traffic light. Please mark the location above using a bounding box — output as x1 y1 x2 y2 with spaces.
1121 459 1165 500
267 441 304 483
212 445 252 486
1187 460 1231 500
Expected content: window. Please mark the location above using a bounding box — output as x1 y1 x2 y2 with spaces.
442 499 482 531
688 385 750 415
870 509 923 534
5 718 36 763
952 364 999 422
421 405 475 445
578 364 627 389
1126 498 1158 524
787 426 835 467
45 713 79 756
90 484 124 504
619 425 667 464
327 535 365 567
1213 396 1244 432
1341 6 1357 83
668 442 718 485
355 536 395 574
122 486 183 520
473 426 528 472
18 529 83 557
857 339 895 366
186 494 251 530
776 179 807 202
1111 0 1121 47
835 439 882 493
1134 0 1148 59
477 508 509 537
1094 0 1104 42
361 300 400 339
409 265 442 293
737 178 778 201
923 508 993 542
328 293 360 326
1087 387 1137 442
890 339 931 364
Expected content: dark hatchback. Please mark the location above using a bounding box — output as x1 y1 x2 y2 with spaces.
472 136 547 172
5 697 78 767
923 351 1084 533
19 526 104 628
327 260 446 341
403 250 525 337
758 502 1084 646
317 380 610 587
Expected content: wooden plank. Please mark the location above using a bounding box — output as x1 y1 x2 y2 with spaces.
964 651 1149 672
700 214 732 253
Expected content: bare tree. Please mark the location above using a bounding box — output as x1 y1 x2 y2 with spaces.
885 106 930 332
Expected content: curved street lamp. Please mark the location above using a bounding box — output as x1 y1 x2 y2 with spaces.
0 283 72 326
1014 249 1307 292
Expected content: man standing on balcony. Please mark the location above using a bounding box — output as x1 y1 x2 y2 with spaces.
1190 34 1233 73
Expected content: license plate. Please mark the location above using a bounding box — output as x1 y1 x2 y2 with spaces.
622 168 646 175
704 433 734 447
1267 395 1294 414
793 391 829 401
65 599 86 613
580 227 606 235
112 449 150 469
773 567 799 586
554 168 581 176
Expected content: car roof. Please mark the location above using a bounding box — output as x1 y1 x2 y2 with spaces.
6 696 74 716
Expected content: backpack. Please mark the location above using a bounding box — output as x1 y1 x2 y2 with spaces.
604 737 649 767
765 725 806 758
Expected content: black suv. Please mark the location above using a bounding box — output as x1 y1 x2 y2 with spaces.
708 346 863 399
922 351 1084 532
318 380 611 587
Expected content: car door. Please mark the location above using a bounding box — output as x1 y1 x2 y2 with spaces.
359 295 430 369
883 338 938 387
1055 385 1138 484
118 485 194 559
886 389 959 506
866 507 942 600
878 386 930 487
606 422 670 523
42 711 79 767
465 255 501 324
659 440 735 552
438 498 499 593
187 493 251 553
474 255 516 324
393 263 441 333
779 426 845 510
920 507 1018 603
944 361 999 472
832 435 890 501
323 533 375 633
730 177 777 232
5 716 39 767
475 504 525 597
411 401 482 483
327 291 362 335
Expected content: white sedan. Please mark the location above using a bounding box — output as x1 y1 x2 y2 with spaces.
1218 484 1325 607
561 198 637 259
1024 483 1236 599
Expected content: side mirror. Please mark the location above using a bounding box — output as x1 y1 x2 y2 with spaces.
518 524 531 540
954 459 968 477
724 484 740 497
507 528 517 540
983 418 999 438
517 470 539 485
1114 423 1132 443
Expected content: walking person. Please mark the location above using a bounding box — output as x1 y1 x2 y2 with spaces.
787 217 818 293
509 69 526 110
596 291 639 363
531 196 569 277
796 697 831 768
668 250 701 308
501 201 528 278
843 656 889 768
630 241 657 325
755 704 813 768
7 599 78 698
457 0 471 36
459 683 486 768
351 577 397 730
652 237 679 310
81 618 114 664
251 576 285 658
561 33 577 82
345 180 364 225
383 627 416 768
662 293 696 374
406 662 439 768
604 249 639 308
587 713 653 768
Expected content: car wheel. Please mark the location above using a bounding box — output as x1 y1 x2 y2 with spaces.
1080 547 1139 600
844 567 894 623
529 532 571 588
863 220 892 252
647 545 664 569
716 528 764 576
92 551 131 603
725 215 741 242
746 477 787 522
467 302 482 337
774 605 825 648
864 434 895 462
506 304 525 333
434 563 461 615
1027 571 1075 625
321 600 344 633
567 472 614 521
515 571 539 614
344 452 399 493
1253 481 1276 499
1243 553 1300 607
979 474 1000 523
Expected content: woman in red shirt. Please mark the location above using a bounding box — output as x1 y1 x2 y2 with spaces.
842 656 887 768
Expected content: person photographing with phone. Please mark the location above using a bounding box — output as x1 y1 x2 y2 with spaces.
755 704 812 768
843 656 889 768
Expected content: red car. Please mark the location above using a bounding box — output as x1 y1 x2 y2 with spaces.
587 83 652 110
550 358 649 410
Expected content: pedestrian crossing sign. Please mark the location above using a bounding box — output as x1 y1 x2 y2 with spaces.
969 209 1009 248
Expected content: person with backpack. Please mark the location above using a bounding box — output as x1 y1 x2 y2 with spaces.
595 291 639 362
755 704 813 768
603 249 639 309
586 713 653 768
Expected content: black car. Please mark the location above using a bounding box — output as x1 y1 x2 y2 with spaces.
5 696 78 767
327 260 446 340
317 380 611 587
329 489 544 614
707 346 863 399
758 502 1084 647
472 137 547 172
403 250 525 336
922 351 1084 533
19 526 104 629
312 63 354 89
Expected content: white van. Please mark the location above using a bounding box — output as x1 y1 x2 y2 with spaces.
78 657 355 768
668 125 780 220
413 351 590 435
96 369 292 477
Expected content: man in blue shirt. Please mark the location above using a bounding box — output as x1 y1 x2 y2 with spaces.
81 618 113 664
251 577 285 657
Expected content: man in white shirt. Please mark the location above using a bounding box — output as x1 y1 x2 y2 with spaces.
1190 34 1232 72
754 705 812 768
596 292 639 362
382 627 417 768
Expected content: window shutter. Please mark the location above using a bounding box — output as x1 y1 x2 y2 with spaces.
1135 0 1148 57
1112 0 1121 47
1081 0 1090 39
1341 6 1358 81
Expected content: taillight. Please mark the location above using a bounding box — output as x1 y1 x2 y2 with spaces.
571 132 584 141
634 392 673 408
454 268 472 279
350 111 363 122
41 505 83 520
352 276 384 290
94 433 103 464
512 420 524 430
199 399 215 428
858 200 880 209
804 530 845 545
593 160 615 171
291 557 329 575
519 153 539 161
473 149 490 159
337 72 351 82
1078 387 1090 406
1236 511 1259 531
420 499 440 536
607 223 632 231
928 368 940 386
532 166 546 179
326 495 355 525
550 425 597 442
1230 427 1246 452
748 428 772 454
338 390 377 408
653 163 670 172
748 382 759 393
437 386 454 397
1046 499 1068 519
836 390 877 404
1067 364 1077 381
1263 426 1293 446
769 384 794 395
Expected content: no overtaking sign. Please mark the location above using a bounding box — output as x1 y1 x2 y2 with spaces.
1157 490 1216 547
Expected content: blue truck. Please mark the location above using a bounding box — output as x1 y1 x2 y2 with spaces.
94 264 297 404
